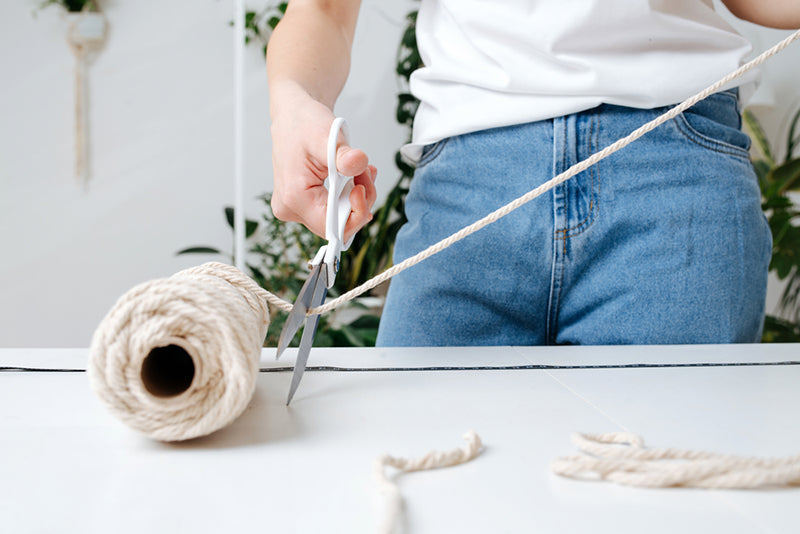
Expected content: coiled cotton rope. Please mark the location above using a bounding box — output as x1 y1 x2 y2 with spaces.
551 432 800 489
373 432 483 533
88 262 270 441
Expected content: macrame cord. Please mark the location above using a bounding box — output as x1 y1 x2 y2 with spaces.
374 432 483 533
552 432 800 489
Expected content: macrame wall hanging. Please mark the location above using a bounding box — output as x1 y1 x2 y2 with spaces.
65 8 108 187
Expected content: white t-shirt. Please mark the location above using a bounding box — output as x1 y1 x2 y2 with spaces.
404 0 755 161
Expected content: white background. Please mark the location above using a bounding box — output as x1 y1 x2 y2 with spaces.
1 0 798 347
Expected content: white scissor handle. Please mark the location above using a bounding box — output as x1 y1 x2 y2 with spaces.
325 117 355 251
317 117 355 288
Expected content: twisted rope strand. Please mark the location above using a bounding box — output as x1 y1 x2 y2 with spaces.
263 290 294 313
552 432 800 489
374 432 483 533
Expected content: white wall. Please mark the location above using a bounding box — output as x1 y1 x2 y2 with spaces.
0 0 411 347
0 1 798 347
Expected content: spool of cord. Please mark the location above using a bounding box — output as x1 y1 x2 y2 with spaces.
88 262 270 441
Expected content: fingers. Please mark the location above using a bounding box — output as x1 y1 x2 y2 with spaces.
270 112 377 242
272 160 377 241
344 165 377 240
336 143 375 240
270 185 329 238
358 164 378 208
337 145 369 177
344 185 372 240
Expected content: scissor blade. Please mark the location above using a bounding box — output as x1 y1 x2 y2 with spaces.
286 280 327 405
276 265 322 359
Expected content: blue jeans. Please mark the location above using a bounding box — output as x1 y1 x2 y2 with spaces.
376 90 771 346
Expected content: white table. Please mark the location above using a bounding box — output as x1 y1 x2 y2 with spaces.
1 344 799 533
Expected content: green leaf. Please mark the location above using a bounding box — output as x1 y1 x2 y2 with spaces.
395 150 415 176
176 246 222 255
762 315 800 342
396 93 420 125
350 314 381 329
224 206 259 237
753 159 771 185
245 219 259 238
743 108 775 167
785 106 800 163
773 253 794 280
314 330 335 347
770 158 800 194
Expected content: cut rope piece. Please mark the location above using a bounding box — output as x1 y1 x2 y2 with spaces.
551 432 800 489
88 262 270 441
278 27 799 317
374 432 483 534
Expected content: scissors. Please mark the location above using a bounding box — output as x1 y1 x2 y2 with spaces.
276 117 355 405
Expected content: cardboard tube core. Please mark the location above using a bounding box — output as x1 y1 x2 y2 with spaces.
141 345 195 398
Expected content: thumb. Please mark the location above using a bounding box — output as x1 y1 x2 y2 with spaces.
336 145 369 178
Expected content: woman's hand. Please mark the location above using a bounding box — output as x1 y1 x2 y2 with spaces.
269 83 377 241
266 0 371 240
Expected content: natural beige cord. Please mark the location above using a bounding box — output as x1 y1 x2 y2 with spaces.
88 262 270 441
552 432 800 488
374 432 483 533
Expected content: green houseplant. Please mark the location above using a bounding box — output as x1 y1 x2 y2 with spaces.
233 2 287 57
744 106 800 341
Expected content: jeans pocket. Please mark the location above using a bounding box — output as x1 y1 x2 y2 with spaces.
416 137 450 169
673 90 751 160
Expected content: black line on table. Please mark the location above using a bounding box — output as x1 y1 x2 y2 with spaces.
2 361 799 374
259 361 800 372
0 367 86 373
